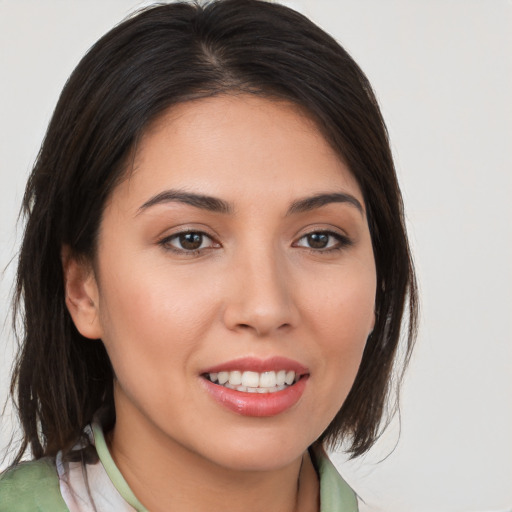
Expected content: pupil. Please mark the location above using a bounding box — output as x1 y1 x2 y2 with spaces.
308 233 328 249
180 233 202 250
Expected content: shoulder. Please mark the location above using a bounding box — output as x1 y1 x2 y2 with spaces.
0 458 69 512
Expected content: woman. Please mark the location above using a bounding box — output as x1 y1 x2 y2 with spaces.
0 0 417 510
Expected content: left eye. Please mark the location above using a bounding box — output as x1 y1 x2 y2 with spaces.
163 231 217 252
295 231 346 250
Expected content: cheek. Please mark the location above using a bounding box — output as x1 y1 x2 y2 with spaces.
300 263 376 397
95 259 220 382
304 261 375 340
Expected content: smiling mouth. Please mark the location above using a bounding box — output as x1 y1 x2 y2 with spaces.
204 370 302 394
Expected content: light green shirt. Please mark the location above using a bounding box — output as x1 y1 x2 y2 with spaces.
0 424 358 511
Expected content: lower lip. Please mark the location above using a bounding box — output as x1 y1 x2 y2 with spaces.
201 377 308 417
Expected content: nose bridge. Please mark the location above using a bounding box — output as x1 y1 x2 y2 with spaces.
224 237 296 336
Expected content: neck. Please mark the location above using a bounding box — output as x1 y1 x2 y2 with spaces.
108 402 319 512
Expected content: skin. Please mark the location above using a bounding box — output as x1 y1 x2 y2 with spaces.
64 95 376 512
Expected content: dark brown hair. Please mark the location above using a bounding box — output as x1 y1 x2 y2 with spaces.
11 0 417 463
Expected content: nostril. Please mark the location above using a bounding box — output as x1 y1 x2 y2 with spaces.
237 322 290 330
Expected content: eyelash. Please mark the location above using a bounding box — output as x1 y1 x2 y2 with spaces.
158 230 219 256
158 229 352 256
293 230 352 253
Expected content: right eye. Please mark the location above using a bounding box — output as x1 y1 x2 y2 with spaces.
159 231 219 254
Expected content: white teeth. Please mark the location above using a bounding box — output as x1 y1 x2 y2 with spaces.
260 371 277 388
207 369 299 392
285 371 295 385
228 371 242 386
241 371 259 388
217 371 229 385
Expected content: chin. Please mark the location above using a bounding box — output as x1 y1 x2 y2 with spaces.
197 428 315 472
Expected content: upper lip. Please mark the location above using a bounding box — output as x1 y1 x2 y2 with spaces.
201 356 309 376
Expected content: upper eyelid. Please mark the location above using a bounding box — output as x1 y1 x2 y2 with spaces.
158 231 220 256
294 226 350 240
161 230 217 244
299 229 344 238
164 228 213 238
293 229 353 249
157 226 351 245
158 226 220 242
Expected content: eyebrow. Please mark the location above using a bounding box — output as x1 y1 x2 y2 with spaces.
137 190 233 215
137 189 363 217
287 192 364 216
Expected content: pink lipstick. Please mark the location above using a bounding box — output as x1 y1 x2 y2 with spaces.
200 357 309 417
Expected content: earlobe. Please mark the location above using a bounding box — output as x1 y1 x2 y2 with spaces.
62 246 103 340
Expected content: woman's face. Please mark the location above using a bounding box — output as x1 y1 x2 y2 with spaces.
73 95 376 471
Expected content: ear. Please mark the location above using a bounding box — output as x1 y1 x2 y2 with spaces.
62 245 103 340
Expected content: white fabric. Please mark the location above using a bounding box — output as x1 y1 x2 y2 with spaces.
56 429 136 512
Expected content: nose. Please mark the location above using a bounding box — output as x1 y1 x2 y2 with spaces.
222 245 299 337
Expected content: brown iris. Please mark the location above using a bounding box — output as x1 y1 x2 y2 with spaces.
306 232 329 249
179 232 203 250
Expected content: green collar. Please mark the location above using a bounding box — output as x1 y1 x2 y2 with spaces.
92 423 358 511
92 422 148 511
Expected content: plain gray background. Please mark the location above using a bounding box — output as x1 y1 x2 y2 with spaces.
1 1 511 511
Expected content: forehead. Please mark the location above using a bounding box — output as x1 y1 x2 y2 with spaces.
115 94 363 211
